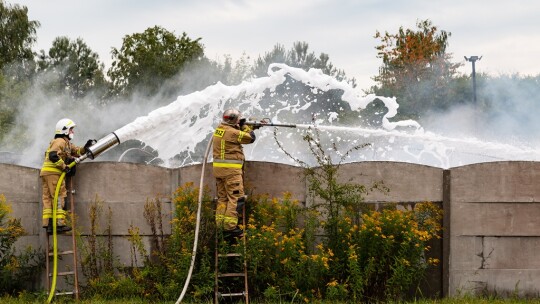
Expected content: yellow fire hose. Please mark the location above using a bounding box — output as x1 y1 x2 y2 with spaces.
47 161 76 304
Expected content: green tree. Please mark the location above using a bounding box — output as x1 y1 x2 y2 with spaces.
0 1 39 70
108 26 204 98
0 1 39 142
37 36 107 100
0 73 30 144
213 53 253 85
252 41 351 84
251 41 357 125
369 19 461 120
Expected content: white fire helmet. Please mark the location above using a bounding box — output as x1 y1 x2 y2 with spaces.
55 118 76 136
222 109 242 125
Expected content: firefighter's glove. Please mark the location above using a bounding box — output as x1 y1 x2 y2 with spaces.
65 158 76 177
63 166 71 174
84 139 97 150
239 118 246 128
252 124 261 130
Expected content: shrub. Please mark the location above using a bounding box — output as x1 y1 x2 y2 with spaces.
246 193 330 301
78 196 124 299
273 124 442 302
0 194 44 295
345 203 442 302
128 183 215 302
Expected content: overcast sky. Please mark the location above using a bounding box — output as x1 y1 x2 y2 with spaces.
14 0 540 91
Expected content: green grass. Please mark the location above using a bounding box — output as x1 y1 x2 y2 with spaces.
3 295 540 304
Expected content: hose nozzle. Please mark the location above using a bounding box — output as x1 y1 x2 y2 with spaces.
76 132 120 163
243 118 296 128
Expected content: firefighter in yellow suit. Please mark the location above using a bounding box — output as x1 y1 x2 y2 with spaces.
212 109 258 239
40 118 94 234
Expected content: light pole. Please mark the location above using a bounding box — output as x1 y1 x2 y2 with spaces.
464 56 482 105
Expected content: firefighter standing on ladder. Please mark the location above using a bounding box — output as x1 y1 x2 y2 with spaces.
40 118 95 234
212 109 259 239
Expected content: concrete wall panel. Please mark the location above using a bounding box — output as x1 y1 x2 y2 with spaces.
177 163 216 196
74 201 172 235
14 235 41 253
73 162 173 203
448 162 540 297
448 236 483 270
178 161 306 203
451 203 540 236
450 269 540 297
95 236 155 267
0 164 41 236
450 162 540 203
337 162 443 202
0 164 39 203
244 161 305 202
483 237 540 269
10 201 41 235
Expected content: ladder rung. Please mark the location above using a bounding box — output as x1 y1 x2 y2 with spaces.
218 253 241 257
218 272 245 277
219 292 245 297
48 250 74 256
49 271 75 277
55 291 74 296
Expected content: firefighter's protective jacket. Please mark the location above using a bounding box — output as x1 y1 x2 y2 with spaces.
212 123 255 177
40 137 85 176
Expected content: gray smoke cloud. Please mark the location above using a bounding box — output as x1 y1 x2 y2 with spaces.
2 63 539 169
422 75 540 145
0 60 223 168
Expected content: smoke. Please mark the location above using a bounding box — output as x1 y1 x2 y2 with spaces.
421 74 540 147
2 62 540 169
0 60 224 168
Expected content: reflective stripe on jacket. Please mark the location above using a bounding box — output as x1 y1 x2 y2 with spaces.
40 137 84 176
213 159 243 168
212 123 255 177
41 146 65 174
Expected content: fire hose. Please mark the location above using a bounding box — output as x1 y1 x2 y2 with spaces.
47 133 119 303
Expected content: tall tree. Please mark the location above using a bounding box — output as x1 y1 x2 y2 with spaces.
107 26 204 97
0 1 39 143
252 41 350 84
37 36 106 100
251 42 356 125
369 19 461 119
0 1 39 70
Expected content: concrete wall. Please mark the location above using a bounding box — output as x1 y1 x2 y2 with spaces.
0 164 41 251
447 161 540 297
1 161 539 297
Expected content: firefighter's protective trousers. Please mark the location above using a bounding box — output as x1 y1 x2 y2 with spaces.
41 175 67 227
215 174 245 230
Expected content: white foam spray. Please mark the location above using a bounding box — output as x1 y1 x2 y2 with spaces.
6 63 537 169
113 63 412 165
109 63 540 169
